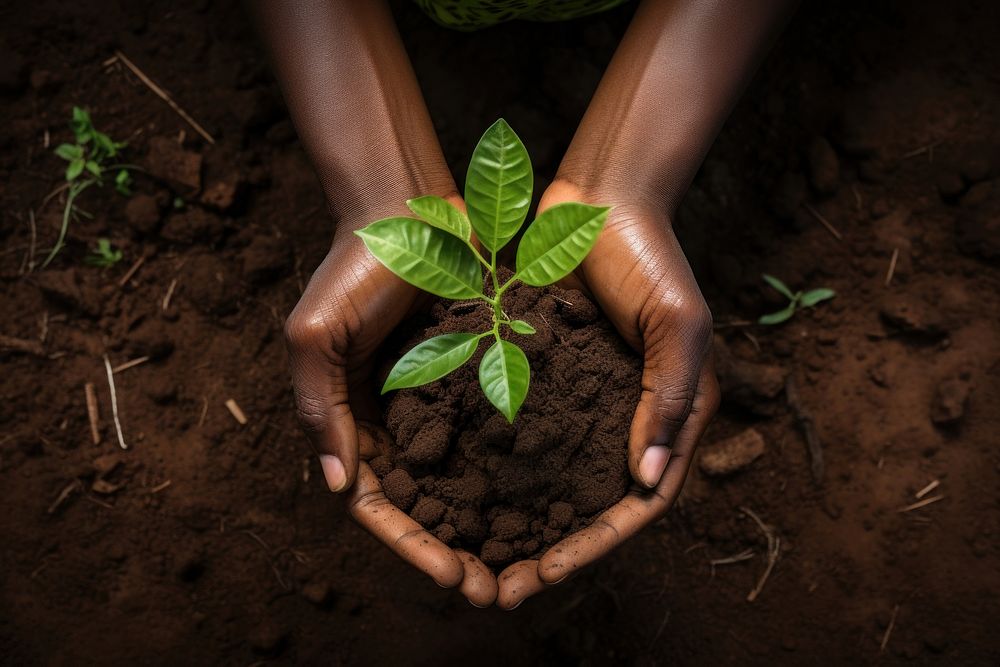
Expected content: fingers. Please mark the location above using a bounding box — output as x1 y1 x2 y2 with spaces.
628 304 713 488
496 560 546 611
285 313 359 493
347 462 465 588
455 549 499 608
534 361 719 589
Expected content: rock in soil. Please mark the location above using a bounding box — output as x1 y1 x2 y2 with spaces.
379 280 639 571
160 208 225 245
714 336 787 415
124 194 162 235
145 136 203 193
931 373 973 425
699 428 767 477
879 293 947 339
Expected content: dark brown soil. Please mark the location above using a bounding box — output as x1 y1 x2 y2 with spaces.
377 281 639 569
2 0 1000 665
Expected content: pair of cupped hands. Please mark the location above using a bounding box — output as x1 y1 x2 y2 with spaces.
285 178 720 609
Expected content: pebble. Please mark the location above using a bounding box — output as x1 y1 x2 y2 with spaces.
698 428 766 477
930 373 972 425
301 580 334 607
145 136 203 193
124 194 162 235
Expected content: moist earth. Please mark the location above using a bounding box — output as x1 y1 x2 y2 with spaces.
376 281 640 570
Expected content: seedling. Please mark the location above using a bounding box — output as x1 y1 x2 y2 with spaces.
84 238 123 268
44 107 135 267
758 273 835 325
356 119 609 422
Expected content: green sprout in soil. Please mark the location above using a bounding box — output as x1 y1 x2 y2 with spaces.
84 238 123 268
758 273 835 325
45 106 135 268
356 119 609 422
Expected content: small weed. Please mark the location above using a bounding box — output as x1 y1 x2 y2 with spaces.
758 273 835 325
44 107 136 268
84 238 123 268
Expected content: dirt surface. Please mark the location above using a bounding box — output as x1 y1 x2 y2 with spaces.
2 0 1000 664
378 281 638 569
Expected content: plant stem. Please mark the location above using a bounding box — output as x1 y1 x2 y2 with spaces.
42 179 93 268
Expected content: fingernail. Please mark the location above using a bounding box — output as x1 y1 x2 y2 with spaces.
639 445 671 487
319 454 346 492
468 599 489 609
505 599 524 611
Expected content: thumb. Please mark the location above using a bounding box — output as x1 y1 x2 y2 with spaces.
286 316 360 493
628 326 712 489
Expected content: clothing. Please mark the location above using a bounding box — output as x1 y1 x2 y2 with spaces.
414 0 630 30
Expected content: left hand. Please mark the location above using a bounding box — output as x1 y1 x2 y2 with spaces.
497 180 721 609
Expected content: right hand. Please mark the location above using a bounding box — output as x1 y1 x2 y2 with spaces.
284 198 498 607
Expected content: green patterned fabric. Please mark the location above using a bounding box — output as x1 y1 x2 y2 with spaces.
414 0 630 30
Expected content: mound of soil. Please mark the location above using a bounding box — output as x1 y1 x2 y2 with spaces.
375 280 640 570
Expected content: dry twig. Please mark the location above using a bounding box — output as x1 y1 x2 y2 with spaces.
0 334 46 357
786 375 824 482
112 356 150 374
85 382 101 444
915 479 940 499
162 278 178 311
880 604 900 652
897 495 945 513
103 354 128 449
225 398 248 425
117 254 146 288
47 479 82 514
803 203 844 241
739 507 780 603
884 247 899 287
113 51 216 144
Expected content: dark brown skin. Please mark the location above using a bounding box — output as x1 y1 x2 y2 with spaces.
254 0 793 609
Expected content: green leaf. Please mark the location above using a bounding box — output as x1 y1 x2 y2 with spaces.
85 160 102 177
800 288 836 307
406 195 471 241
93 132 116 157
382 333 482 393
54 143 82 161
479 339 530 422
66 159 85 181
464 118 533 253
762 273 795 300
115 169 132 195
758 304 796 325
515 202 609 286
355 217 483 300
509 320 536 335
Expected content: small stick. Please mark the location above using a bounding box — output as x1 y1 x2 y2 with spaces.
550 294 574 307
884 248 899 287
197 396 209 427
27 209 37 273
38 311 49 343
47 479 82 514
84 382 101 445
851 184 863 211
897 495 945 513
162 278 178 311
880 604 899 652
225 398 248 425
739 507 780 603
915 479 940 500
112 355 150 374
103 354 128 450
0 334 46 357
117 254 146 288
113 50 216 145
804 203 844 241
149 480 172 493
710 549 755 567
713 319 755 329
786 375 824 483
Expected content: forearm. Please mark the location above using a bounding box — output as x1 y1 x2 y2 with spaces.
253 0 455 230
556 0 795 214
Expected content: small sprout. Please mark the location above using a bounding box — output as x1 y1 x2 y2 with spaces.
85 238 123 268
173 196 186 209
356 119 609 421
43 107 136 268
758 273 836 325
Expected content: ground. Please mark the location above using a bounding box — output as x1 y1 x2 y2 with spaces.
1 0 998 664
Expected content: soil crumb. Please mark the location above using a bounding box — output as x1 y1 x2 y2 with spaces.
379 279 641 570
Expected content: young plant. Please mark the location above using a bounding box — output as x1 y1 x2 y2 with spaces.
758 273 835 325
355 119 609 422
45 107 135 268
84 238 123 268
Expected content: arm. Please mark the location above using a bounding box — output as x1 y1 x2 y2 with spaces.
254 0 497 607
498 0 795 609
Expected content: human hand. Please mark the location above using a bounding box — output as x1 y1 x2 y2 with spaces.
496 181 721 609
284 197 498 606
